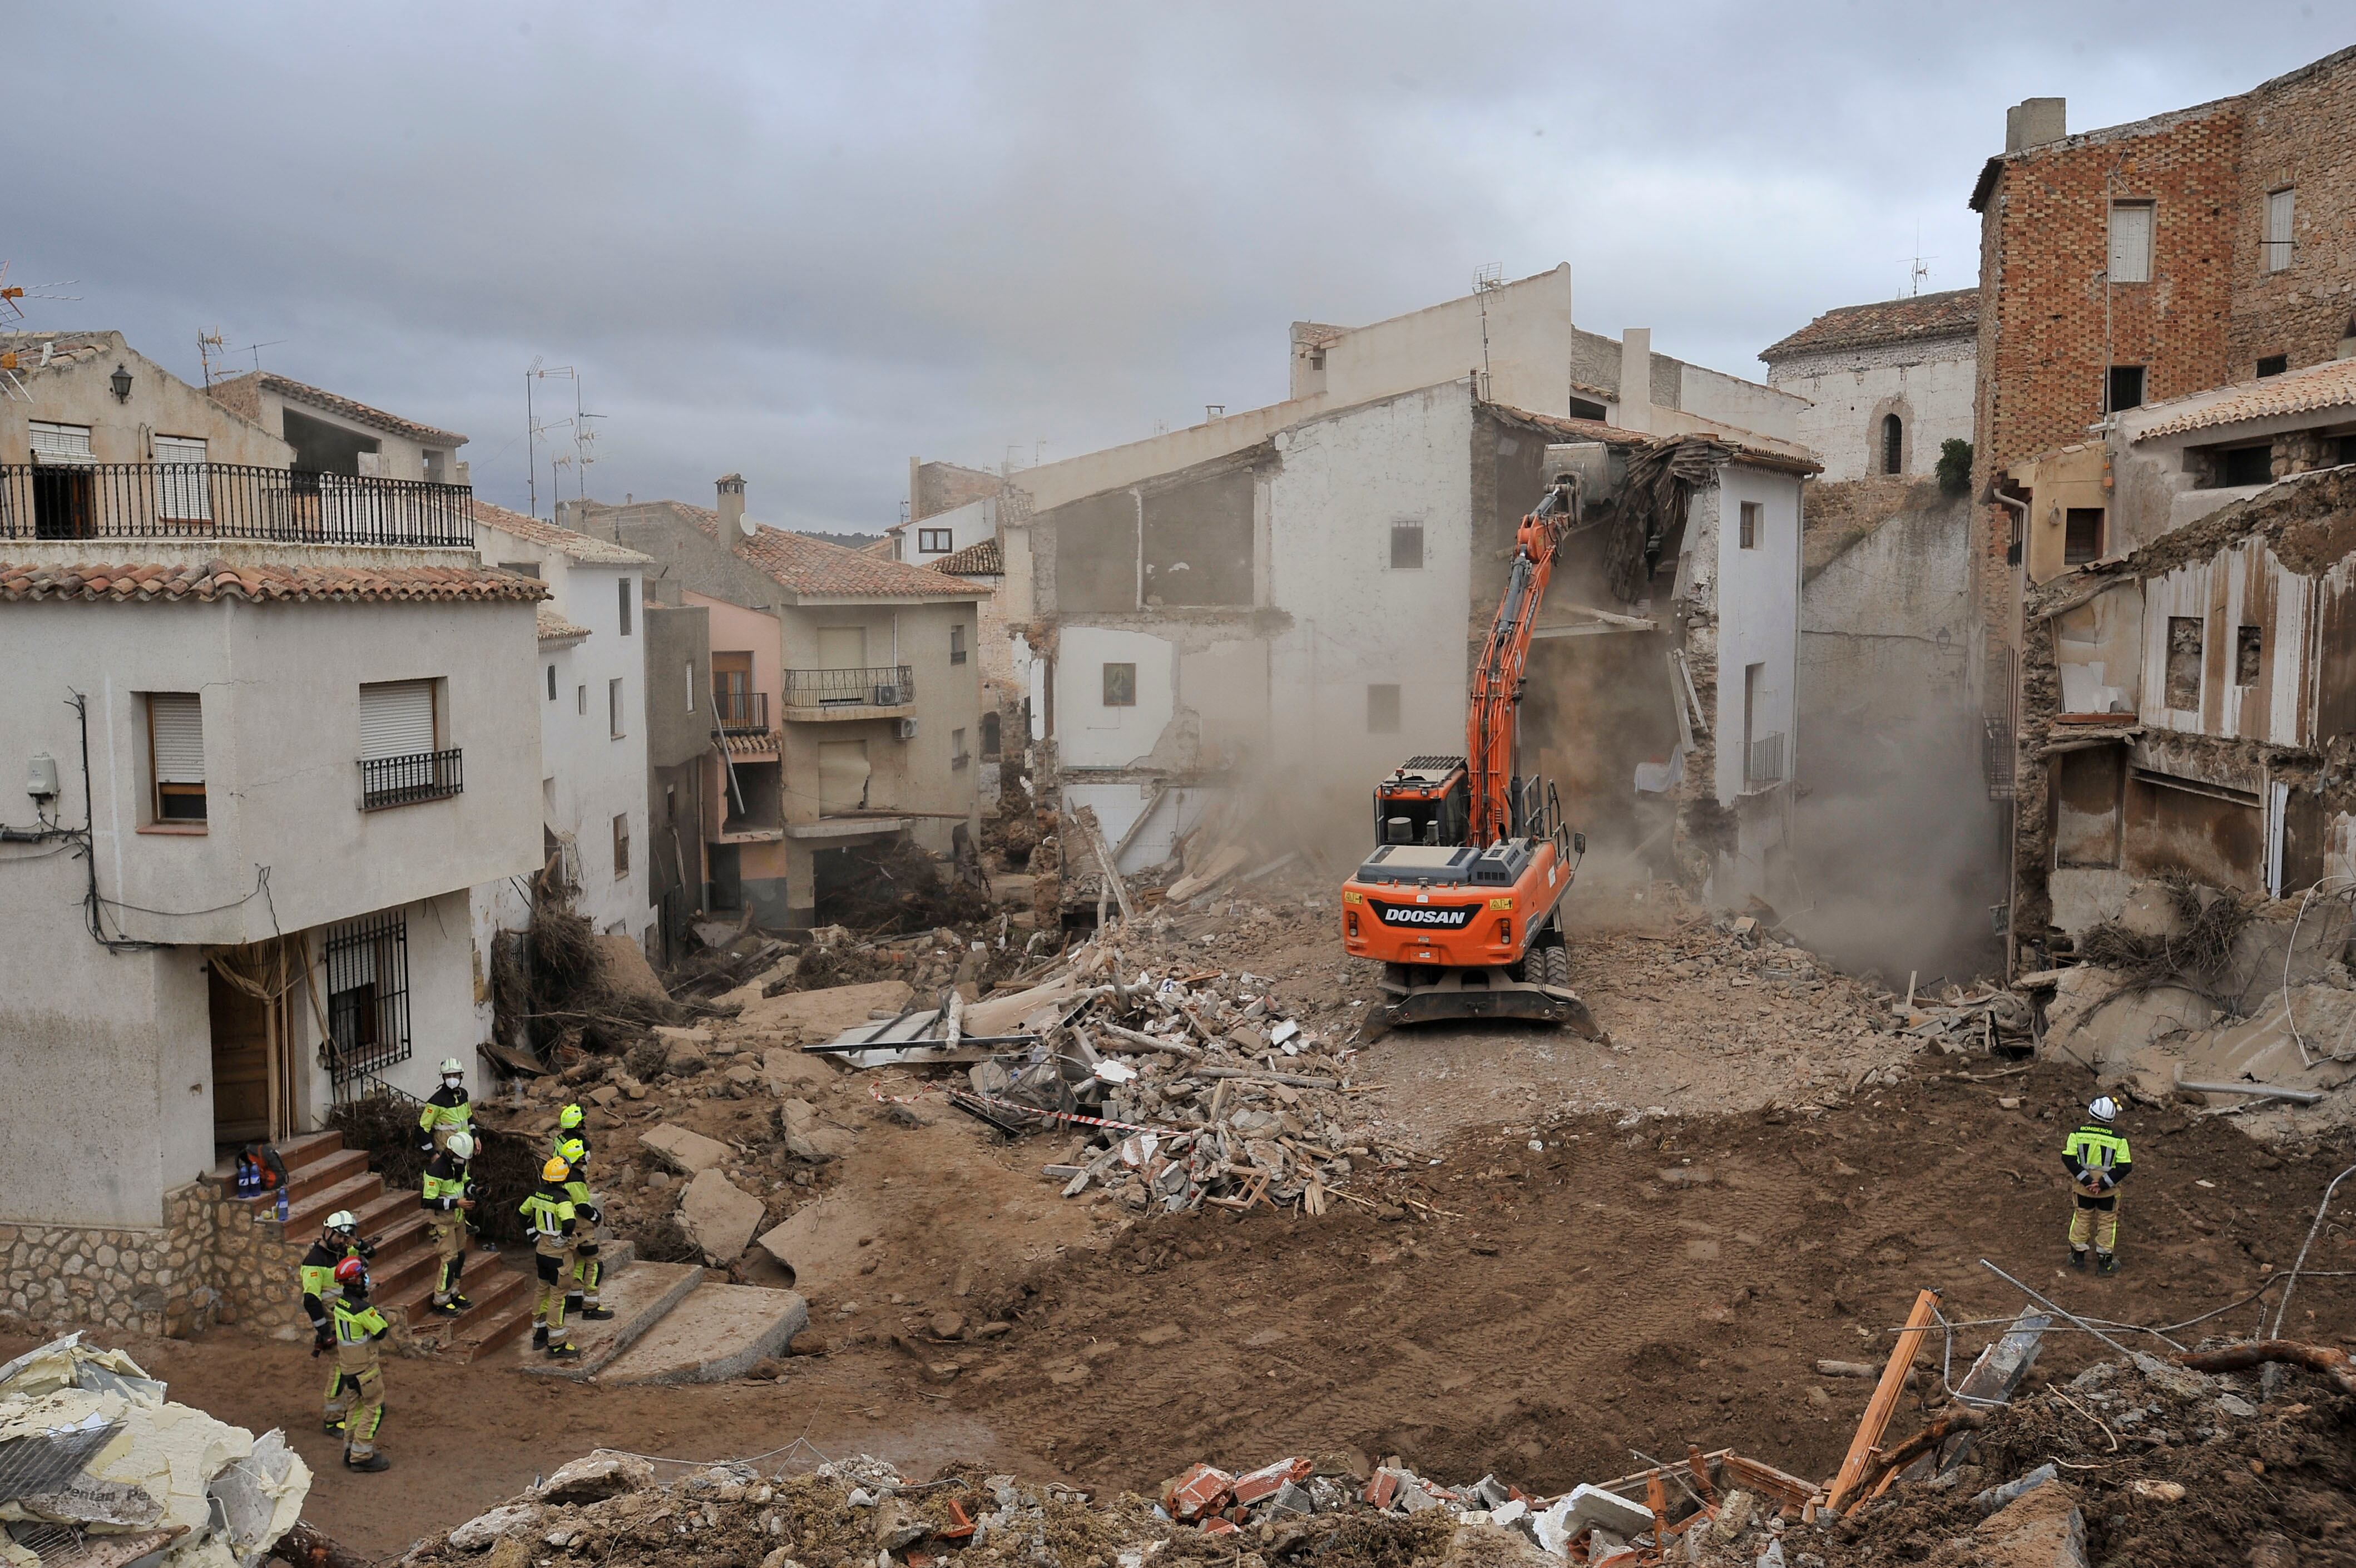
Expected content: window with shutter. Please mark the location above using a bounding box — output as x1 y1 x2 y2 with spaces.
153 435 211 521
146 692 206 823
27 422 95 463
2265 188 2295 273
359 680 437 760
2107 202 2153 284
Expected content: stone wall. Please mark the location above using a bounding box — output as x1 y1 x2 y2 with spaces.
209 1191 315 1339
0 1183 220 1339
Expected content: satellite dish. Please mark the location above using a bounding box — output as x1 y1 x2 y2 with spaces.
739 516 757 539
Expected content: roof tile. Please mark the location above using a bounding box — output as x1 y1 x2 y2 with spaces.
1759 289 1979 362
2133 357 2356 441
473 499 654 565
206 370 468 447
0 560 547 606
930 536 1003 576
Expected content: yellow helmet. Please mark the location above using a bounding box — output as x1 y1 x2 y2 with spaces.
557 1137 587 1167
542 1156 572 1184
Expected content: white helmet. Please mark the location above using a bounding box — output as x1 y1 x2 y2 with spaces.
439 1057 465 1079
445 1131 476 1162
325 1209 359 1235
2087 1096 2119 1123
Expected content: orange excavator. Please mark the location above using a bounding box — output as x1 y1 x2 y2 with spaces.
1340 475 1602 1036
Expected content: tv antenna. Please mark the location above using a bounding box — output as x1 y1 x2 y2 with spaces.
195 329 289 387
1902 225 1936 297
0 263 85 399
1474 263 1504 396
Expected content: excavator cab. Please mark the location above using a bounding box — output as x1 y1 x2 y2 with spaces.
1372 756 1469 847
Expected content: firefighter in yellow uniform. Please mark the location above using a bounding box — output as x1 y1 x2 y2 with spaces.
420 1131 476 1315
521 1159 582 1360
2063 1096 2134 1275
301 1210 372 1436
418 1056 472 1154
556 1136 616 1323
331 1257 392 1471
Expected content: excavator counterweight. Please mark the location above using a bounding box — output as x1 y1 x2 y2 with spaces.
1339 477 1604 1038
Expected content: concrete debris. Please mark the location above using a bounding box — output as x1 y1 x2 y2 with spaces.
639 1121 732 1176
0 1332 310 1567
535 1450 657 1505
679 1168 768 1264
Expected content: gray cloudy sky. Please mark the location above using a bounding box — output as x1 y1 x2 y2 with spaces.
14 3 2349 532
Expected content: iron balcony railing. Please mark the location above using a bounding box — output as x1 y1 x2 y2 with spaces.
0 462 475 547
782 665 914 709
359 748 463 810
1745 731 1786 788
716 689 770 731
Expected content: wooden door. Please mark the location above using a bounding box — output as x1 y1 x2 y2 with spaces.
208 965 271 1144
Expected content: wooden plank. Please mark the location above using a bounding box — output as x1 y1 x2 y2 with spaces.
1825 1288 1940 1514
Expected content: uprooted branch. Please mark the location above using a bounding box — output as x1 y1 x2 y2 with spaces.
2174 1338 2356 1396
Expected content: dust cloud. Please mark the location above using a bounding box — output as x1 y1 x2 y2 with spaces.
1786 695 2007 987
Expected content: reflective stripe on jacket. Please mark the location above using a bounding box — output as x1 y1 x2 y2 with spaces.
333 1297 389 1346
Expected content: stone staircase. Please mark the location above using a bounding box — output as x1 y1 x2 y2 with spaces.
225 1131 538 1362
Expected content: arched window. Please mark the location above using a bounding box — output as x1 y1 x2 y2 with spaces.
1881 413 1904 475
980 710 1002 760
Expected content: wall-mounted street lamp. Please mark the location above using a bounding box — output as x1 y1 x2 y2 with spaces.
108 363 132 403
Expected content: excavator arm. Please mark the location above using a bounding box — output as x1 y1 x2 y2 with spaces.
1466 477 1578 845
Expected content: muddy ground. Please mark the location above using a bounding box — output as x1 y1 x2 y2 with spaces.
16 1065 2349 1560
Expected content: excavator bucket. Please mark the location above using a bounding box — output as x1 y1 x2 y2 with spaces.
1369 970 1607 1040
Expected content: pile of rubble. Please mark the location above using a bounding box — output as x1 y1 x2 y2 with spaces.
814 932 1446 1218
0 1332 312 1567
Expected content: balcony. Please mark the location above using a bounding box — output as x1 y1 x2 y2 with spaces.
1 462 475 548
360 748 463 810
1744 732 1786 790
781 665 913 721
716 689 770 733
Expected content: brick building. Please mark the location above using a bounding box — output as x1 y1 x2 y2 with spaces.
1967 46 2356 776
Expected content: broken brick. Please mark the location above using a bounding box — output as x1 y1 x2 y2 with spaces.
1164 1463 1234 1521
1233 1458 1312 1506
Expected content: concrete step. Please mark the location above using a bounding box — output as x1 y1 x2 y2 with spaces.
595 1284 808 1386
385 1253 530 1337
273 1131 346 1173
517 1260 703 1382
283 1172 387 1236
285 1147 371 1205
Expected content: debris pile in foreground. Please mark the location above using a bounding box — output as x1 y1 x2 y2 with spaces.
412 1334 2356 1568
0 1332 310 1567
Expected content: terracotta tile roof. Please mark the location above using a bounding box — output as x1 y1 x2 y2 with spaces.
472 499 652 565
665 499 977 597
206 370 468 447
722 729 780 755
930 536 1004 576
1759 289 1979 362
1488 404 1822 477
2133 357 2356 440
0 560 547 606
536 602 591 641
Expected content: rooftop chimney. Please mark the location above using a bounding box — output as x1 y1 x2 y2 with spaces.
716 472 748 536
2005 97 2066 152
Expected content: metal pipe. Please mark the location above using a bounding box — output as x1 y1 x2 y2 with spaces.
1978 1259 2139 1358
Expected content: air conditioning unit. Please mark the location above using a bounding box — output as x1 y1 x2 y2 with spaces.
894 718 919 740
873 682 901 706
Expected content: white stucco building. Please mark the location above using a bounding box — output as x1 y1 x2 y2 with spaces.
472 501 656 947
1758 288 1979 483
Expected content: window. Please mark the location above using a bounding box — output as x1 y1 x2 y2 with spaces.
577 684 587 716
1367 684 1402 734
324 912 410 1083
546 664 556 701
1880 414 1903 475
617 578 633 635
359 679 457 808
146 692 206 824
1390 522 1424 570
951 624 967 665
153 435 210 521
2257 354 2288 378
2108 365 2146 413
2237 625 2263 687
29 420 93 462
918 528 953 553
1102 662 1136 707
498 561 540 579
613 814 630 878
2223 446 2273 486
2165 616 2204 709
2063 508 2105 565
609 677 626 739
1739 501 1761 550
981 710 1002 759
685 661 696 714
952 727 969 768
2264 187 2295 273
2107 201 2153 284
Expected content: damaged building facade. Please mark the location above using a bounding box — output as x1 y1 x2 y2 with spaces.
2007 361 2356 962
569 478 986 927
0 332 540 1331
1004 273 1815 907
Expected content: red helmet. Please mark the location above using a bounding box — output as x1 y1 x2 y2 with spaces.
333 1257 368 1289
